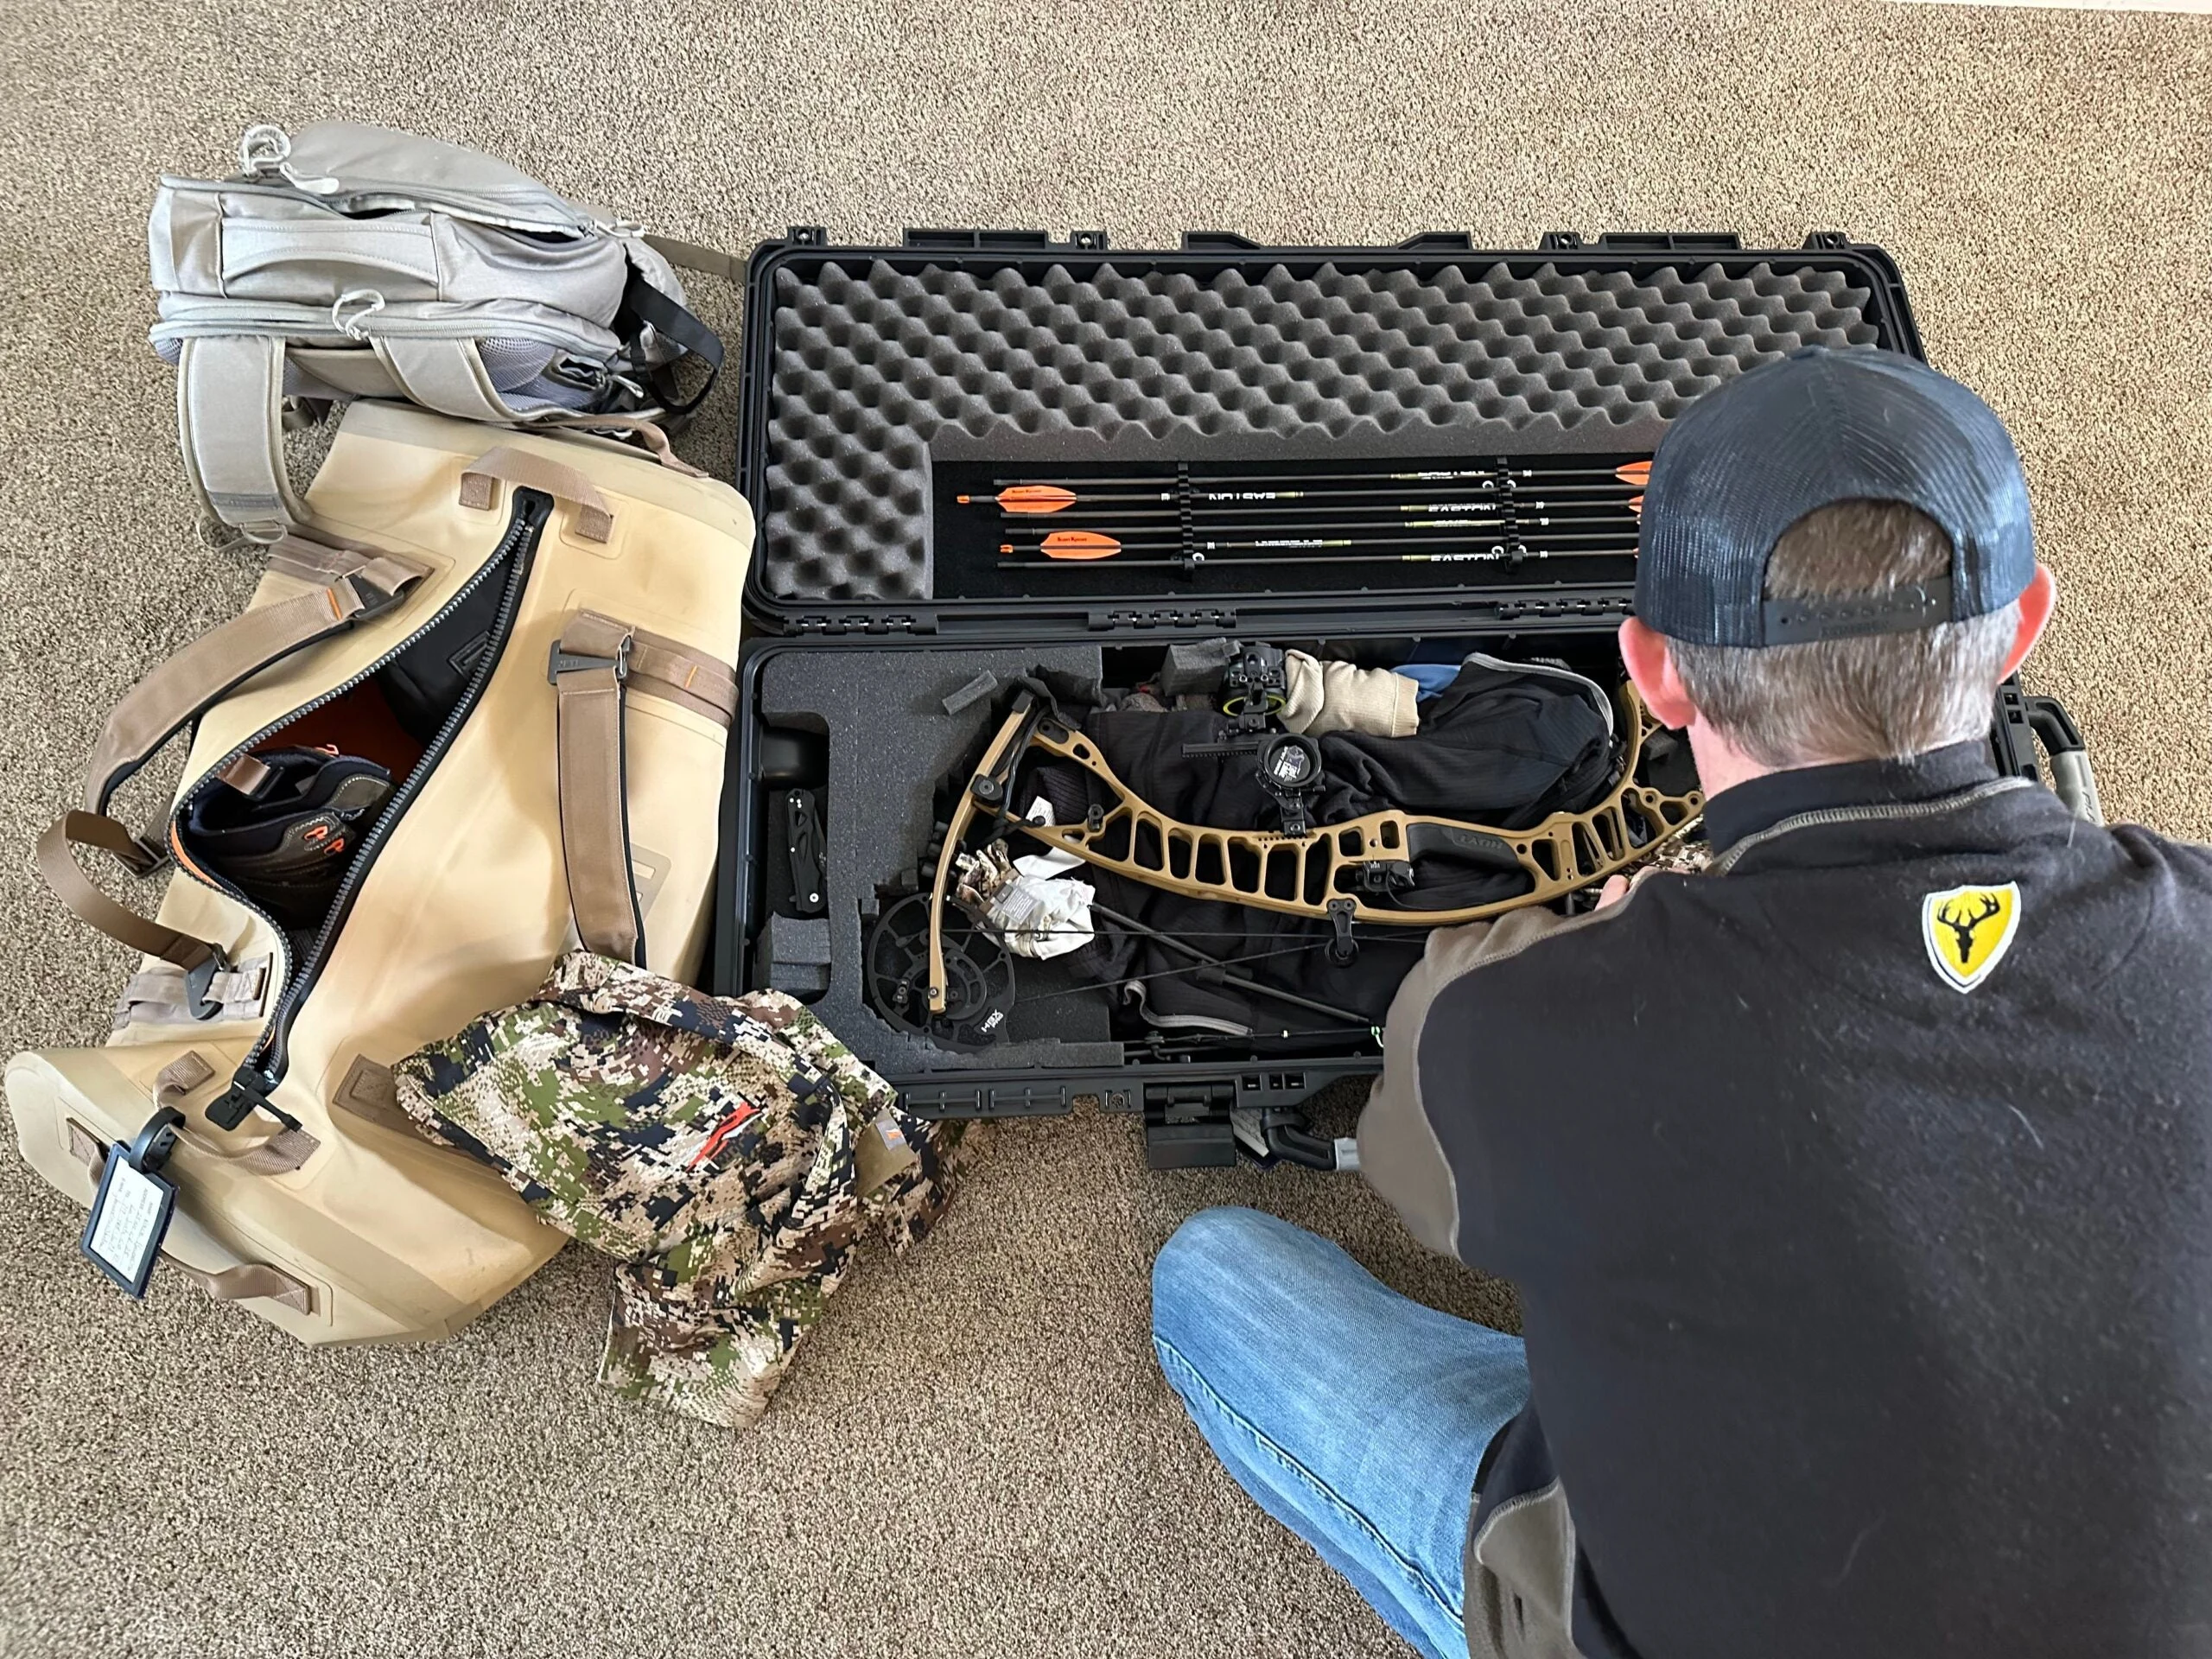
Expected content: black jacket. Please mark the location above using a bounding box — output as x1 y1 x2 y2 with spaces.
1358 744 2212 1658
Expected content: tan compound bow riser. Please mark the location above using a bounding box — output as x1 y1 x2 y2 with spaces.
925 683 1703 1014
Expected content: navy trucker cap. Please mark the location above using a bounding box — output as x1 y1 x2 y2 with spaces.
1634 346 2036 647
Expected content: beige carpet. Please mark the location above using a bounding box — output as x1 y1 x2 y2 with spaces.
2 3 2208 1654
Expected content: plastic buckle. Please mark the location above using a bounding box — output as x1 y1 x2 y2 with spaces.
341 570 410 622
182 945 234 1022
205 1064 300 1134
111 829 171 878
547 635 632 684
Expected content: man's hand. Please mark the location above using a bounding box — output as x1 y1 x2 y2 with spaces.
1595 873 1634 909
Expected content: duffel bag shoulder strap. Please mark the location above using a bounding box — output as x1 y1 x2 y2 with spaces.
39 537 429 1001
83 539 429 817
547 609 736 964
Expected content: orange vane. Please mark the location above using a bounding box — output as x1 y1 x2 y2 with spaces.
997 531 1127 561
958 485 1081 513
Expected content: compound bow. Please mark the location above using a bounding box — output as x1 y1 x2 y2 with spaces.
895 680 1703 1032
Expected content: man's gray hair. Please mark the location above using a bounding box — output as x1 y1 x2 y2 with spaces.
1665 500 2018 769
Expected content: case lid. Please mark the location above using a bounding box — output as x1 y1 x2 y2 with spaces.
733 228 1923 639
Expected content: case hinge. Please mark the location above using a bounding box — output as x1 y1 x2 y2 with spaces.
786 225 827 247
896 1082 1071 1119
792 613 920 636
1089 607 1241 632
1495 594 1633 621
1803 230 1853 250
1543 231 1745 253
1595 232 1744 252
901 227 1106 251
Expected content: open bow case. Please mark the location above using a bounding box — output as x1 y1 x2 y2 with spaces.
714 226 2082 1168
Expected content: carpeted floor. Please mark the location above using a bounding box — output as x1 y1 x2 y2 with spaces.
1 3 2207 1655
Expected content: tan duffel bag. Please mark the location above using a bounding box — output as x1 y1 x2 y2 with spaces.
8 401 751 1344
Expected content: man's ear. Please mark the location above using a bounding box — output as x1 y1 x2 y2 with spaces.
1618 617 1700 730
1999 563 2056 680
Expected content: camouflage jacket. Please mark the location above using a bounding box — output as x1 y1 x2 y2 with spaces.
394 951 973 1428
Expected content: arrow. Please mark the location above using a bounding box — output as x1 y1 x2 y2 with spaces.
1013 545 1637 572
1004 529 1638 562
961 464 1650 515
981 459 1651 493
963 497 1636 529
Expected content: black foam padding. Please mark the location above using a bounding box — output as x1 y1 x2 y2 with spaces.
754 912 833 997
756 645 1122 1074
763 259 1885 601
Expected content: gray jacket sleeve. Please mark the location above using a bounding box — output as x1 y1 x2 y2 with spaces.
1356 904 1589 1260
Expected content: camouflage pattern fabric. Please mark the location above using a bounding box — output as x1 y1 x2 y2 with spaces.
393 950 975 1428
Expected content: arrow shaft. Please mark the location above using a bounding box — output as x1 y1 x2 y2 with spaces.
1008 528 1637 558
987 461 1646 489
1016 546 1635 570
990 506 1632 534
975 480 1645 513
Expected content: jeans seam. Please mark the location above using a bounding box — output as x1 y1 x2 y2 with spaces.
1154 1333 1464 1627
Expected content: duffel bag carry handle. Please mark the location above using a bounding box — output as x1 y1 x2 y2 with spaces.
82 541 429 818
38 812 226 973
548 611 738 965
39 539 429 1007
62 1117 315 1312
550 611 645 963
461 448 614 542
536 413 707 478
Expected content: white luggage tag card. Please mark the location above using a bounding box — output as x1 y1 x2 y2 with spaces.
79 1108 185 1299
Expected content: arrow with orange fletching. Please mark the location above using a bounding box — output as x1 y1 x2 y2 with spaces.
959 460 1652 515
1003 528 1639 563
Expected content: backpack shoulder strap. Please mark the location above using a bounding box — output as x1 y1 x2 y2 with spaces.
175 336 308 543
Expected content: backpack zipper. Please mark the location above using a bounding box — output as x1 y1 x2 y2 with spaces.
200 492 550 1131
150 307 622 356
161 176 601 238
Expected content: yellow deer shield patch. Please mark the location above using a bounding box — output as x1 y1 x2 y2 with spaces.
1921 883 2022 993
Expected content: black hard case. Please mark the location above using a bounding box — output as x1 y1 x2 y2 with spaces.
712 227 2076 1164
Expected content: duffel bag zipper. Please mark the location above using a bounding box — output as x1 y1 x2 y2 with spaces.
194 491 551 1132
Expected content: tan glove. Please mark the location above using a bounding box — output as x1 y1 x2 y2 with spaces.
1281 652 1421 738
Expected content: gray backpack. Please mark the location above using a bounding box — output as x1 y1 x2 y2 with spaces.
149 122 727 541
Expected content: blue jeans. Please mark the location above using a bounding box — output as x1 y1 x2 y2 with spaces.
1151 1207 1531 1659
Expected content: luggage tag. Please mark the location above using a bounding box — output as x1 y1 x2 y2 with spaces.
79 1108 185 1298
